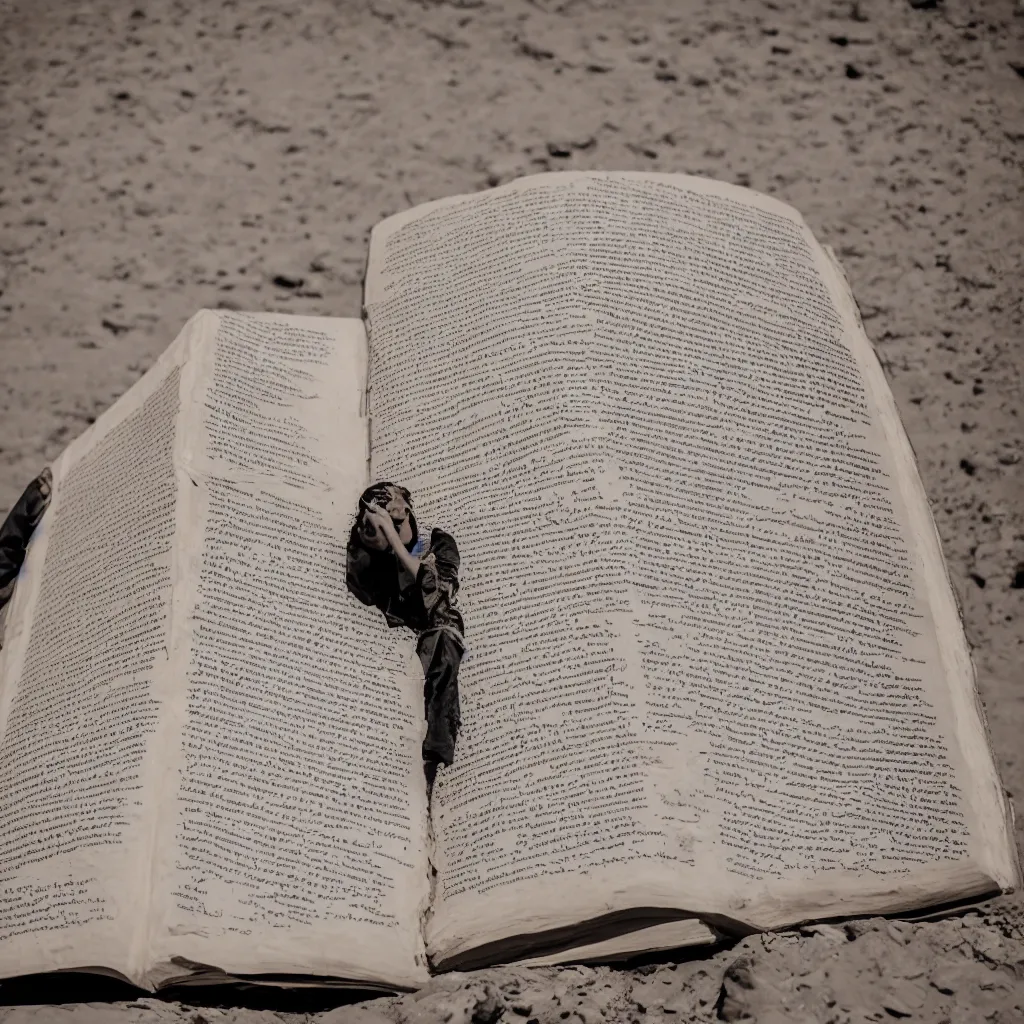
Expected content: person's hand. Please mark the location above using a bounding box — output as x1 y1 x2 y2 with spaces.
364 502 401 547
25 468 52 527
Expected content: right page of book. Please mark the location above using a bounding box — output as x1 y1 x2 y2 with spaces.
363 171 1020 964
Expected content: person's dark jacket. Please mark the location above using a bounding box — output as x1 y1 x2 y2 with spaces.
346 527 464 636
0 469 51 614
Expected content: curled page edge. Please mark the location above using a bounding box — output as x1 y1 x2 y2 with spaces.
819 244 1021 895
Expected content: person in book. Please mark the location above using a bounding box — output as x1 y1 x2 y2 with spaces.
0 467 52 642
345 482 466 780
0 468 468 780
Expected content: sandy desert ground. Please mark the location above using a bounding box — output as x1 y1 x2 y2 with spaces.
1 0 1022 1020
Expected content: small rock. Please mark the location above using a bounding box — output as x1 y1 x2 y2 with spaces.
272 273 305 289
484 155 524 187
845 63 863 78
929 965 956 995
546 141 572 158
843 919 878 940
471 984 504 1024
717 956 757 1022
800 923 848 946
398 978 505 1024
881 993 913 1018
517 38 554 60
887 978 927 1010
885 920 914 944
970 930 1005 963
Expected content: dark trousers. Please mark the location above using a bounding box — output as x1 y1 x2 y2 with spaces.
417 625 464 775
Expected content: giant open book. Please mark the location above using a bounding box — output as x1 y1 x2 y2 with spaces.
0 171 1018 994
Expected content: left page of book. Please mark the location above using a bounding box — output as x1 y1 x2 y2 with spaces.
143 312 430 991
0 321 200 986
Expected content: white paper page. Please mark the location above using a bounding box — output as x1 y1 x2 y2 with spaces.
364 172 1015 960
0 321 199 985
145 312 430 990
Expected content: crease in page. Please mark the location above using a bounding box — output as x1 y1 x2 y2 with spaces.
136 310 219 988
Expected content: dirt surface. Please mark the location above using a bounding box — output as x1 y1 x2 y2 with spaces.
1 0 1022 1020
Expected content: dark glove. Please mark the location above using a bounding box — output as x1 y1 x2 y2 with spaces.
0 467 52 612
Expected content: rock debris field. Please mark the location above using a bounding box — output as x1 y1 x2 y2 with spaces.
1 0 1023 1021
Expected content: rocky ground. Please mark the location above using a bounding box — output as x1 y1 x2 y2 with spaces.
1 0 1022 1020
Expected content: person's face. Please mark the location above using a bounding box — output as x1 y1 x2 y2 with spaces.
359 487 414 551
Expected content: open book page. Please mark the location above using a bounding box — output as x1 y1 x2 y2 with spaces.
363 171 1019 963
143 312 430 991
0 323 199 986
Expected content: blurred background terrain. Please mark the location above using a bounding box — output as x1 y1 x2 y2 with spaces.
1 0 1022 1020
